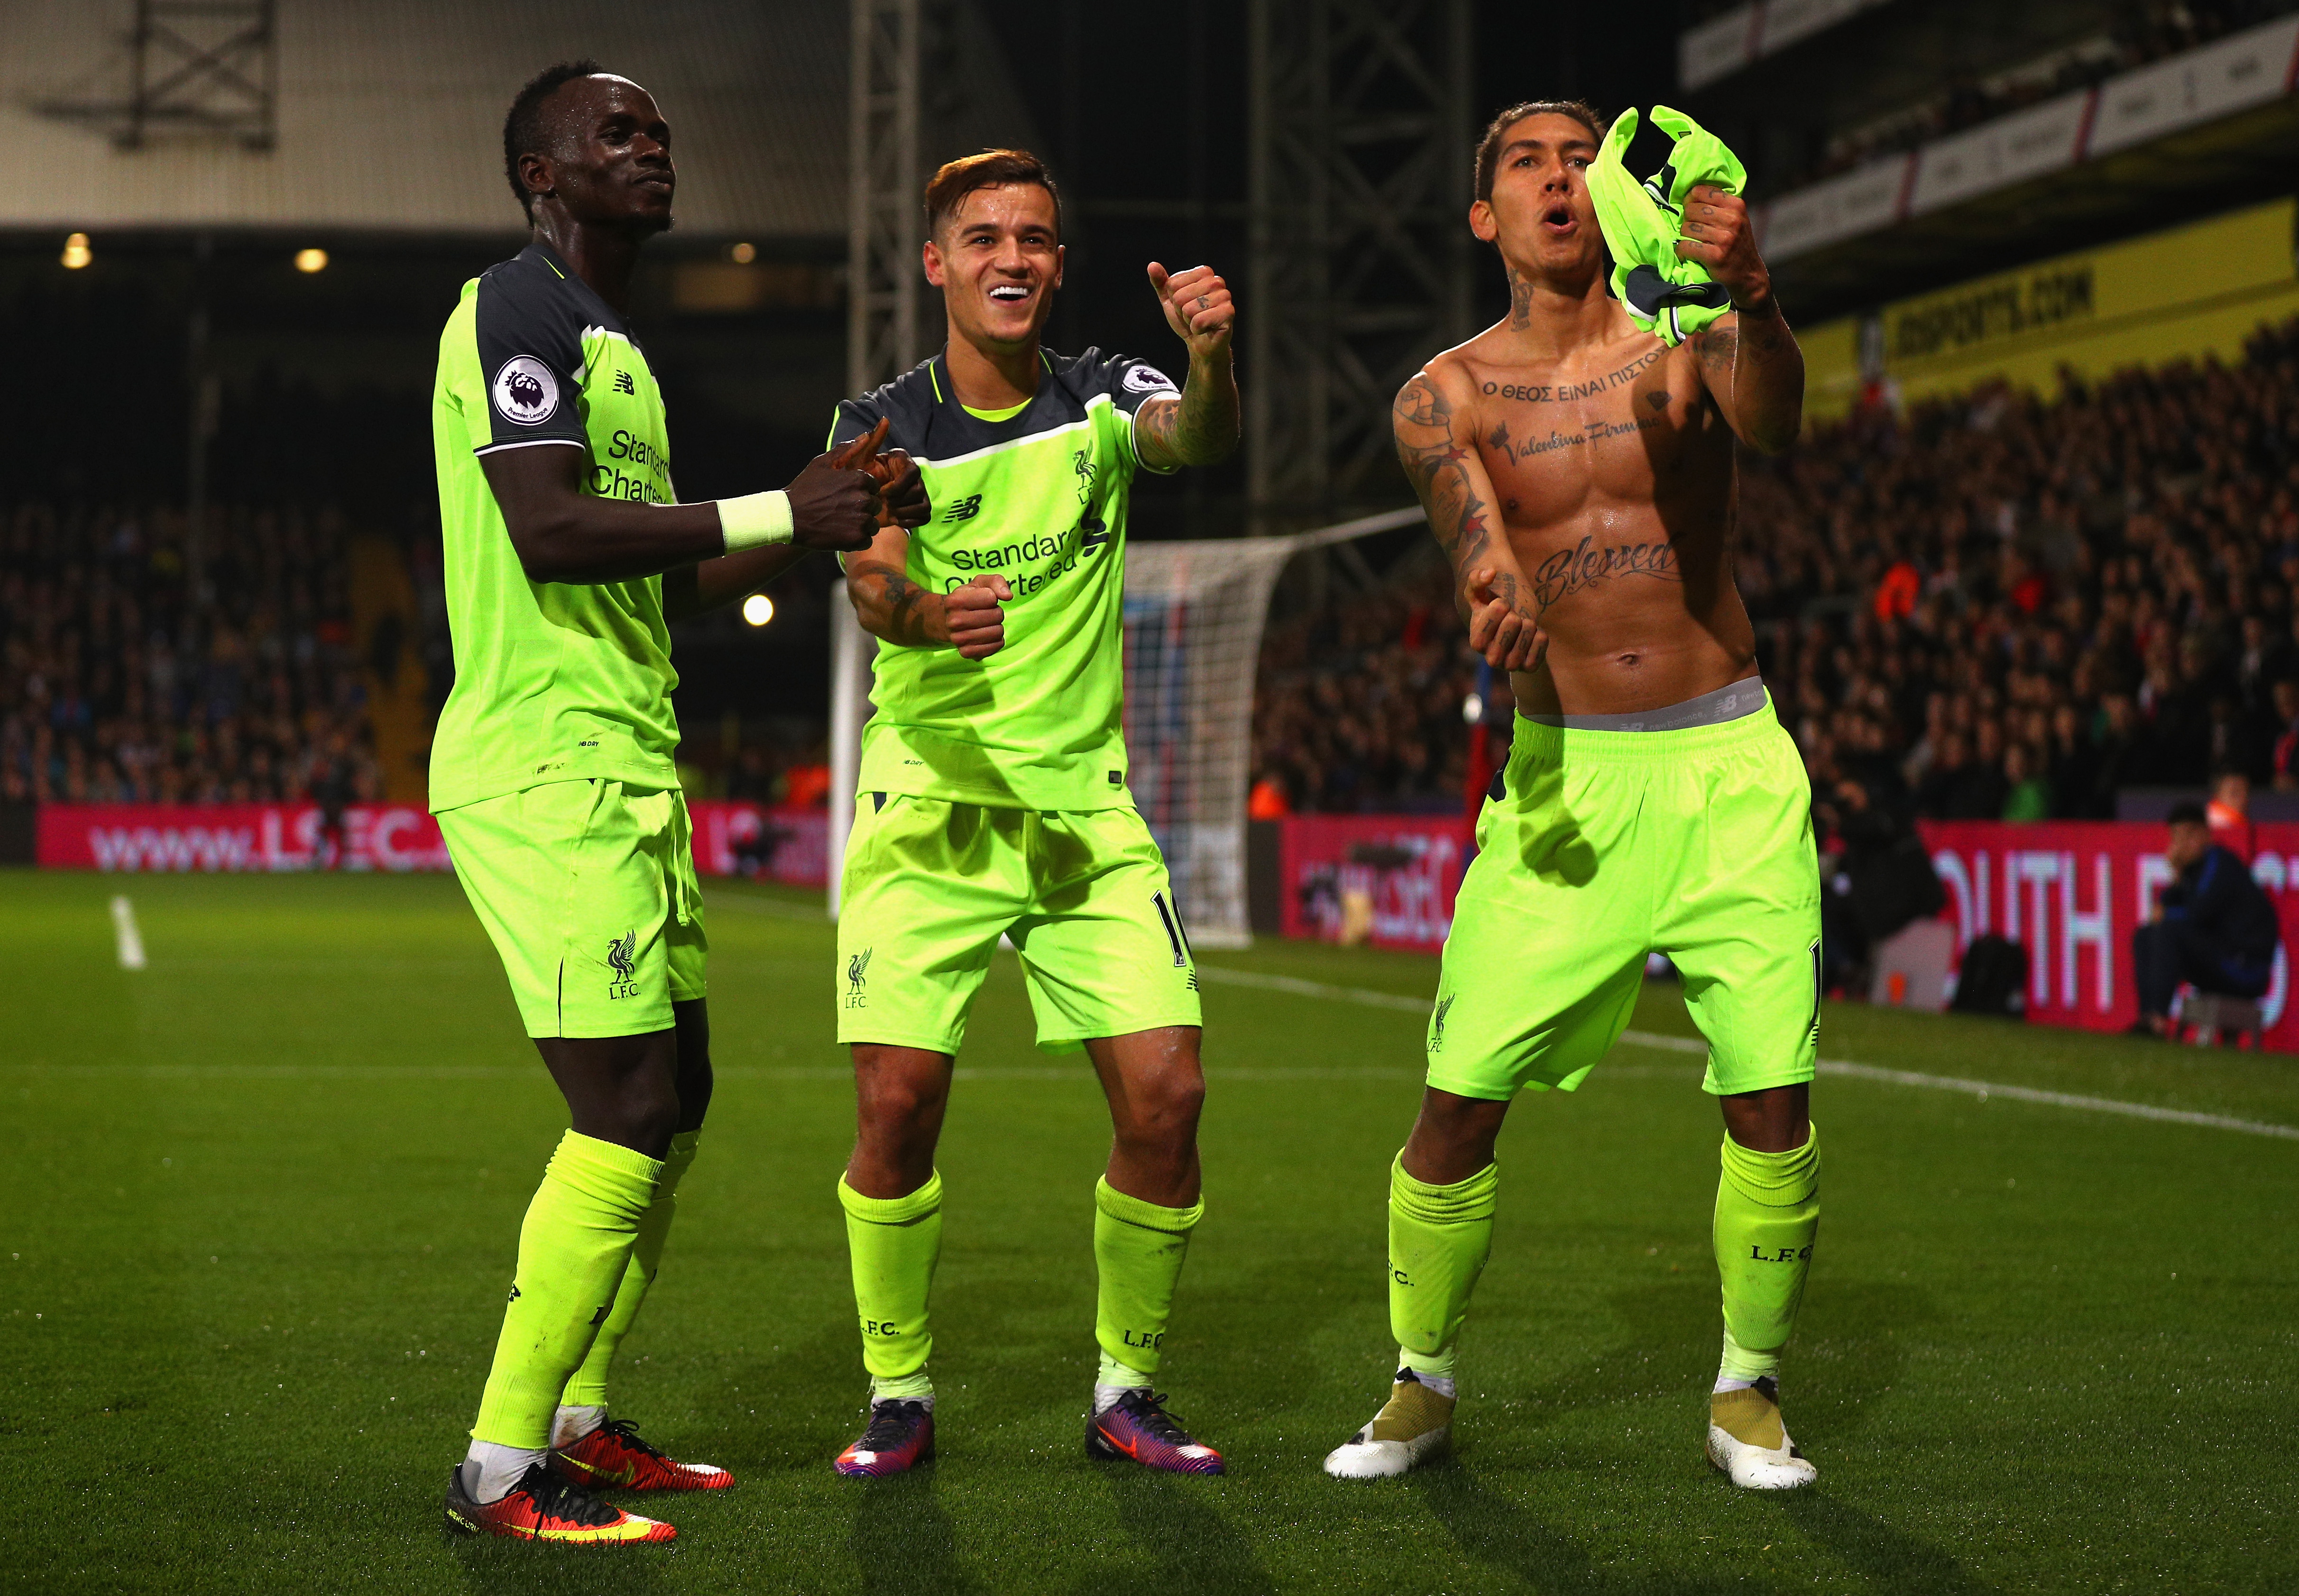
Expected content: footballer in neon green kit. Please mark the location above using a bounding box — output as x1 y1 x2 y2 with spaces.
427 62 920 1543
825 150 1240 1477
1321 101 1824 1492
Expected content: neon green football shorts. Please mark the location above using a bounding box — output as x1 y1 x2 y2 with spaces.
439 778 707 1039
1427 698 1820 1100
836 794 1203 1056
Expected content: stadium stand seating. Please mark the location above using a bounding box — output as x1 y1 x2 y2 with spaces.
0 501 388 806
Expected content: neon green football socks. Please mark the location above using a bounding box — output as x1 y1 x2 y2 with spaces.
1712 1126 1820 1384
470 1131 663 1449
558 1128 700 1413
1588 105 1749 346
1387 1155 1498 1384
840 1170 944 1401
1093 1176 1203 1382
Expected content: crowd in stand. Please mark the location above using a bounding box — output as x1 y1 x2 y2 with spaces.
1761 317 2299 826
0 502 383 806
1251 556 1480 817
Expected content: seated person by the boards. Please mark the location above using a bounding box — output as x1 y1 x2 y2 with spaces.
2130 801 2281 1038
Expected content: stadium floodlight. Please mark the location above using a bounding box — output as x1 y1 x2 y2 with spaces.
294 248 327 273
741 593 775 628
60 233 91 269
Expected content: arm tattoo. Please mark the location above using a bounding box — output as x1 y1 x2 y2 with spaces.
1392 375 1490 575
1136 367 1241 470
1695 304 1801 449
852 559 938 647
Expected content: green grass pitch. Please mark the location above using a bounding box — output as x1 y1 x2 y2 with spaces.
4 870 2296 1593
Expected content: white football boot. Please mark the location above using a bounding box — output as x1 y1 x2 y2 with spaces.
1323 1369 1455 1479
1705 1376 1817 1489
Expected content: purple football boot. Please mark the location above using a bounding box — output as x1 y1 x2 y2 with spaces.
835 1399 935 1477
1086 1390 1225 1475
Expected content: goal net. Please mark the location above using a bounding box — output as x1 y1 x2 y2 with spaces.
828 507 1422 945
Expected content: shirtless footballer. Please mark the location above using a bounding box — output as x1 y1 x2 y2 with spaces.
1322 101 1825 1492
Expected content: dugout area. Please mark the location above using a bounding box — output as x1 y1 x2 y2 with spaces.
5 870 2293 1593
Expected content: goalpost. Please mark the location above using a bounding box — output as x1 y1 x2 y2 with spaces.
826 506 1424 944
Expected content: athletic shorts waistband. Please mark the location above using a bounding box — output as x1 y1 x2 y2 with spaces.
1510 681 1779 765
1521 675 1767 732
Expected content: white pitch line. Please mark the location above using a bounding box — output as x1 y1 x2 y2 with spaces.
1195 964 1431 1012
708 892 831 923
109 895 147 971
1196 964 2299 1142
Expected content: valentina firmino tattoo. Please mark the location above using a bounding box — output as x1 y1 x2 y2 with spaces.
1484 413 1666 466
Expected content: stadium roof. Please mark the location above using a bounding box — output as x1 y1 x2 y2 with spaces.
1756 13 2299 318
0 0 1036 241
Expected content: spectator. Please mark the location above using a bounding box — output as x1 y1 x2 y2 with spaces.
2207 769 2251 833
2269 679 2299 790
2001 742 2050 820
2129 800 2281 1038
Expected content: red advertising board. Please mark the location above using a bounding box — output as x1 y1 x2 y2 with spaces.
1278 814 1471 951
1919 820 2299 1049
686 802 828 885
37 803 451 872
36 801 832 886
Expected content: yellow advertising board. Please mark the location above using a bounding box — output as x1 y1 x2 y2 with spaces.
1801 198 2299 420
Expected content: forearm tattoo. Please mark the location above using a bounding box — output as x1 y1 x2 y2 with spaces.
1136 379 1240 470
852 560 938 647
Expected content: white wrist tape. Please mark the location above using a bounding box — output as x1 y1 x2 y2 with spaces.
717 490 794 551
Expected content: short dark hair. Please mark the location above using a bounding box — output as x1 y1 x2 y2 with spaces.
923 149 1062 240
1474 99 1607 204
504 60 606 221
2167 800 2209 828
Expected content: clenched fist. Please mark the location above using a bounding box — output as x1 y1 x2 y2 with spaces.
1674 183 1771 312
947 574 1009 659
1466 567 1545 671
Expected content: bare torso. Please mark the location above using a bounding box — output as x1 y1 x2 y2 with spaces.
1430 304 1758 717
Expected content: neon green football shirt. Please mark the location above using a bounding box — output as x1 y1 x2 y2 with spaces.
429 241 683 813
829 347 1179 811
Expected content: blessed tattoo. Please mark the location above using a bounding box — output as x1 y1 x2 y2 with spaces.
1530 535 1683 611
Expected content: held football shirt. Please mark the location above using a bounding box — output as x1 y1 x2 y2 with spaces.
428 241 683 813
829 347 1179 811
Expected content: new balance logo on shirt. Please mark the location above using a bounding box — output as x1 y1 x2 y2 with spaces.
942 494 984 522
614 369 635 394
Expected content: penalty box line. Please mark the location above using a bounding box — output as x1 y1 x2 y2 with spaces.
1193 964 2299 1142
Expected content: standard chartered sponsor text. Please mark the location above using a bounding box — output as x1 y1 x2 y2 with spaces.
941 520 1104 595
